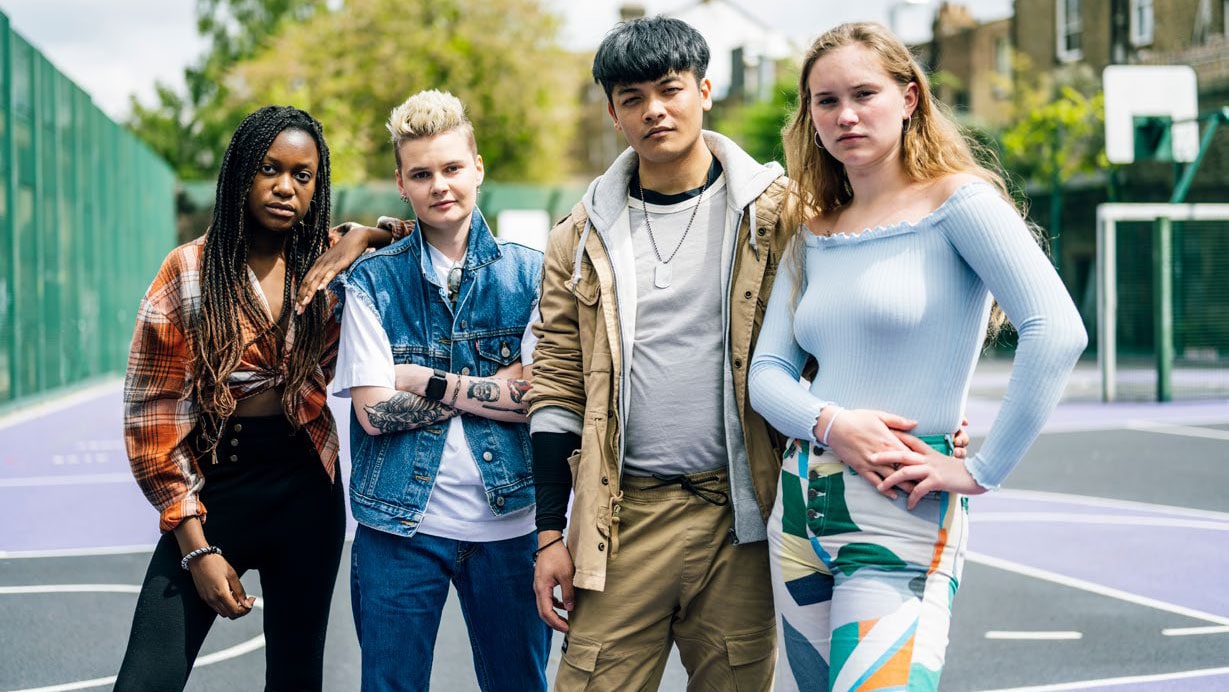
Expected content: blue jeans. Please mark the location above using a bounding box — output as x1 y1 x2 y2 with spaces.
351 524 550 692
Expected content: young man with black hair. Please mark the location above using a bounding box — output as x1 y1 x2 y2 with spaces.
526 16 792 690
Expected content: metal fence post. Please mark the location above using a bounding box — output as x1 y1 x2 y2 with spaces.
1152 217 1174 402
0 12 13 403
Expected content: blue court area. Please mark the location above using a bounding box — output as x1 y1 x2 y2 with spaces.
1 371 1226 691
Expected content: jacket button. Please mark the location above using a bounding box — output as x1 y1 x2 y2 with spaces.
808 469 820 481
757 227 767 236
229 438 239 447
807 509 821 520
461 320 468 329
743 290 752 299
808 488 818 499
601 476 609 485
229 454 238 462
500 344 511 358
607 409 615 417
733 358 743 368
233 423 243 433
482 451 494 462
495 496 505 507
597 542 605 551
461 366 471 376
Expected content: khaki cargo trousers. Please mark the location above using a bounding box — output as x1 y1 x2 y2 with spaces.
555 468 777 691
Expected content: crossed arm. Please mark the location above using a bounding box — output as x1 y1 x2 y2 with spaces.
351 362 531 436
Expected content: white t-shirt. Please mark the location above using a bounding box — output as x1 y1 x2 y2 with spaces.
332 243 535 542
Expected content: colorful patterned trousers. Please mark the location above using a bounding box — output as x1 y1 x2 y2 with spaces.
768 438 969 691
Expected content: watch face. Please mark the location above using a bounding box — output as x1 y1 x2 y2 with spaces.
426 372 448 401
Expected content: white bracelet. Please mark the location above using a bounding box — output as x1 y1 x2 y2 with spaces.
820 407 844 447
180 545 222 572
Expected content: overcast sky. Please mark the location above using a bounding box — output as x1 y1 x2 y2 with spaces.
0 0 1011 120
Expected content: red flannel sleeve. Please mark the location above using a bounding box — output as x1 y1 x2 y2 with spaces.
123 258 206 533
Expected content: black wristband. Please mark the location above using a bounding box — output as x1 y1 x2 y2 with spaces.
533 535 566 561
424 369 448 401
532 431 580 532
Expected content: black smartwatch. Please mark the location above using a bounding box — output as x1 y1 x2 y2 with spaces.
425 369 449 401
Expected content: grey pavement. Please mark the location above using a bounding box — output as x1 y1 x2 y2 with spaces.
1 355 1227 691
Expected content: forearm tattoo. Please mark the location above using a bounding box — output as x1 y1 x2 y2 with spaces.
507 379 530 404
467 380 500 402
364 392 455 433
460 377 531 416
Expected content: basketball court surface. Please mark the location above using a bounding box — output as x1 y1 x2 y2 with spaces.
1 362 1226 691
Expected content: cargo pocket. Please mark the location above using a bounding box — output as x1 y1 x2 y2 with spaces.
725 627 776 692
556 633 602 688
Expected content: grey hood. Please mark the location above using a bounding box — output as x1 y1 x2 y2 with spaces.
581 130 784 236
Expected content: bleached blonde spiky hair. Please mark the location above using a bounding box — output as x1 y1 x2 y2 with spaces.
387 89 476 166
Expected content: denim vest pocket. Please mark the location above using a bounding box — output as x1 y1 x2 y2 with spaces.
475 335 522 371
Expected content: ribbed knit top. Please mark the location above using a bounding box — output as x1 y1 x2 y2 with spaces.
748 182 1087 489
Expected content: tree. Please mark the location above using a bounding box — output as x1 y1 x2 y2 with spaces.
219 0 583 183
996 54 1107 270
997 55 1107 187
127 0 326 178
711 78 797 167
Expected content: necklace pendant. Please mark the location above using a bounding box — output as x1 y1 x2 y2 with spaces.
653 263 672 289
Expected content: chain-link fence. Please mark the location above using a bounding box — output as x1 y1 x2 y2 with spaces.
1108 218 1229 400
0 12 176 406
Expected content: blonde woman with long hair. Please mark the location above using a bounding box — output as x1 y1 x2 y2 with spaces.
748 23 1086 691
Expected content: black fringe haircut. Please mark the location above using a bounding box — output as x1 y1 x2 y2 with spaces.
592 16 710 103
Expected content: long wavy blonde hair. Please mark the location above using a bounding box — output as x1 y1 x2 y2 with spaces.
781 22 1036 335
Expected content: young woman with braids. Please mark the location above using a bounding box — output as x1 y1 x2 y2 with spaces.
115 106 395 691
748 23 1086 690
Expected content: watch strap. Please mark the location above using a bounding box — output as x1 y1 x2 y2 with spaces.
425 369 449 401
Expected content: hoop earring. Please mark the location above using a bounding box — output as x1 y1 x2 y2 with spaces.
813 131 825 151
903 114 913 133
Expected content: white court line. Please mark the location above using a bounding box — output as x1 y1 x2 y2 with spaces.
1163 624 1229 636
1 584 264 692
973 512 1229 531
985 631 1083 640
1125 419 1229 441
967 551 1229 626
0 473 133 488
0 378 121 432
981 665 1229 691
993 488 1229 522
0 545 155 560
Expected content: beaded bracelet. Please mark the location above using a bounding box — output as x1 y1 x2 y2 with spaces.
180 545 222 572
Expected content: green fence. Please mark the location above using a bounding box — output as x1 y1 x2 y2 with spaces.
0 12 176 405
179 180 592 243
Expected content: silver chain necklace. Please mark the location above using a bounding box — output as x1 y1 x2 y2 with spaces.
636 177 708 289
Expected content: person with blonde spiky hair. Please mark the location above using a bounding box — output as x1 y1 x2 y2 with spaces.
327 89 550 691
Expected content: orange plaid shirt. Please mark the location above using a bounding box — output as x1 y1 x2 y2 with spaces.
124 237 340 532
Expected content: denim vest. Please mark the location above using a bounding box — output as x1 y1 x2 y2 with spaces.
335 211 543 537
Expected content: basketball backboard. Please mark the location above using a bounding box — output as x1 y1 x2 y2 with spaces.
1103 65 1199 164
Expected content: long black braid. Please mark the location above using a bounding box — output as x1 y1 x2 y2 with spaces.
191 106 332 455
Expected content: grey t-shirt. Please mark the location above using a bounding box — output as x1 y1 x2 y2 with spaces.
623 176 729 476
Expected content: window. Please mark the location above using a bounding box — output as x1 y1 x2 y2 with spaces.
993 36 1012 98
995 36 1012 77
1130 0 1154 46
1057 0 1083 62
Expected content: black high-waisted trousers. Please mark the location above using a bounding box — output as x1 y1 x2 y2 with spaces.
114 414 345 692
